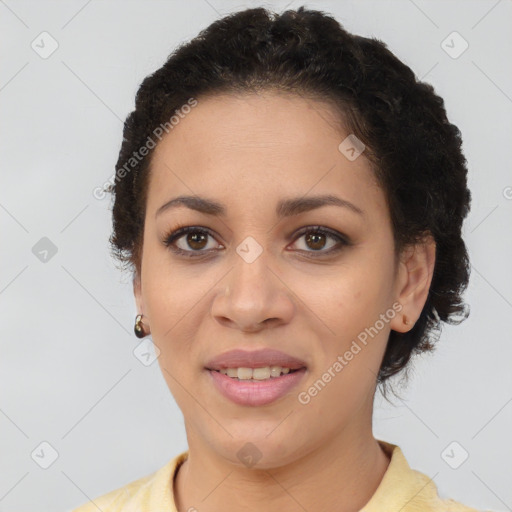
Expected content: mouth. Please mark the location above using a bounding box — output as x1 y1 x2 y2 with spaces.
207 366 305 381
206 366 307 406
204 348 308 373
204 348 308 406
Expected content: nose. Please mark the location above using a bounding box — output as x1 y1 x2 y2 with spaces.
210 250 295 333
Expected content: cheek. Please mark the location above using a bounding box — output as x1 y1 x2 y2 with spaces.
293 264 386 336
290 258 393 381
142 248 209 332
141 267 202 365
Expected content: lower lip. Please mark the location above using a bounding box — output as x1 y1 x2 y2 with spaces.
207 368 307 407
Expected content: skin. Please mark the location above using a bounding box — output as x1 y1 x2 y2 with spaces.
133 91 436 512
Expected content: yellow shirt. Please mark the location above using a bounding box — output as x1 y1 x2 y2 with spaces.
71 440 484 512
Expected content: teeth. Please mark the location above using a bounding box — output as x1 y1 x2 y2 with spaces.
218 366 293 380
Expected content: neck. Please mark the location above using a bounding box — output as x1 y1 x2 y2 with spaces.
173 426 390 512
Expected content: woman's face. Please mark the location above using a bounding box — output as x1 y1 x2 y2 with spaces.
134 91 432 467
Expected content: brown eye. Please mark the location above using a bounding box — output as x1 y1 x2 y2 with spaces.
290 226 350 257
305 231 328 251
163 226 221 257
163 225 350 259
185 231 208 250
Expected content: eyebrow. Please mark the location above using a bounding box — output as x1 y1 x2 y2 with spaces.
155 194 365 219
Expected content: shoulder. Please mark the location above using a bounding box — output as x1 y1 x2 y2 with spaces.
406 466 482 512
70 472 153 512
370 440 486 512
70 451 188 512
70 468 164 512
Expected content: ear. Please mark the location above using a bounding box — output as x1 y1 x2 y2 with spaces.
133 270 143 315
390 234 436 333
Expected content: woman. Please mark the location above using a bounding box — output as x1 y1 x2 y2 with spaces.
73 6 481 512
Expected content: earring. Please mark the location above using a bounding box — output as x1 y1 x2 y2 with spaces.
134 314 146 338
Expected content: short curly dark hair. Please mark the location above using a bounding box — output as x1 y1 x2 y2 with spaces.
106 6 471 391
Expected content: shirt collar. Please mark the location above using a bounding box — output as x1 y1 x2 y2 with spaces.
145 439 456 512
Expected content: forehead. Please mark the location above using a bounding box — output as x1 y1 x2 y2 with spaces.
146 92 384 219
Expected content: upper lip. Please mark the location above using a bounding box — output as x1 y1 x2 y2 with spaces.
205 348 307 370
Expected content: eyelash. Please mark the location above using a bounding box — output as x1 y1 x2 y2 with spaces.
162 224 351 259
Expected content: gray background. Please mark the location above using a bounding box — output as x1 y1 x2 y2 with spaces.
1 1 511 511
